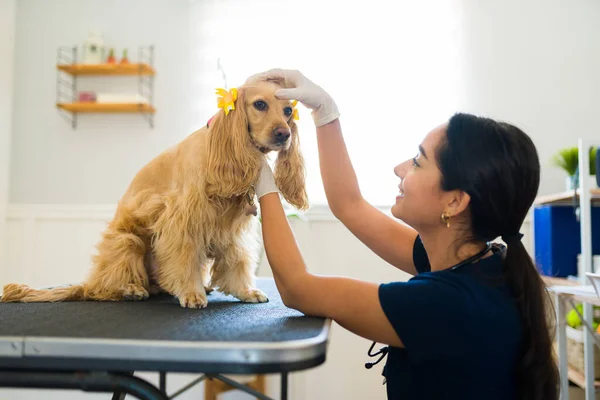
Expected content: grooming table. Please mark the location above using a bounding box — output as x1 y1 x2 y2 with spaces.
0 278 330 400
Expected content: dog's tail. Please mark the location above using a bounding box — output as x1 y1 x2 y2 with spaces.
0 283 86 303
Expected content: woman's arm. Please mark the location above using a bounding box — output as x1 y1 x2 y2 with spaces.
316 119 419 274
259 192 403 348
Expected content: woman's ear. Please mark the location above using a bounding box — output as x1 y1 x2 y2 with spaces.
205 89 261 199
445 190 471 218
274 120 309 210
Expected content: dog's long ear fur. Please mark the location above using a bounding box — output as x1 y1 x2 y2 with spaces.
205 89 261 199
274 119 309 210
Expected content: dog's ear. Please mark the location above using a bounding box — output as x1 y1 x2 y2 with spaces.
274 119 309 210
205 89 260 199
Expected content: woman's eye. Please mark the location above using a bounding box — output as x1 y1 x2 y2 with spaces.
283 107 293 116
412 156 420 167
253 101 267 111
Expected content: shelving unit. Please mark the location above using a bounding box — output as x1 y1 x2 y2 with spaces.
539 139 598 400
535 189 600 206
56 45 155 129
541 277 600 391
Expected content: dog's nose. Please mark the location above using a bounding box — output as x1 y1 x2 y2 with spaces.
273 128 291 143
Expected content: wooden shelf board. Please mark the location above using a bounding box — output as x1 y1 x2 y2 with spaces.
534 188 600 206
568 366 600 390
57 103 155 113
57 63 155 76
542 276 580 287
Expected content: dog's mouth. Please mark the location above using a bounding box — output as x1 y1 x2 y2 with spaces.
248 130 288 154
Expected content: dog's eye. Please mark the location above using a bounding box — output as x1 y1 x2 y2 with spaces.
283 107 293 117
253 100 267 111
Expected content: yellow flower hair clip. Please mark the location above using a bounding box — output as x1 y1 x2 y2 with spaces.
292 100 300 121
215 88 238 116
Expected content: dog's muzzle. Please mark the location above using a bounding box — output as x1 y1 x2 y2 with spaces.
273 128 291 144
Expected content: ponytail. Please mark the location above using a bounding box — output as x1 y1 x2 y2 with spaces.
502 237 558 400
439 112 558 399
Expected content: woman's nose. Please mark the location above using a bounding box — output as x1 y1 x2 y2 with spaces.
394 162 406 178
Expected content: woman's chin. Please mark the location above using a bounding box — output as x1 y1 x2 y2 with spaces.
391 202 402 219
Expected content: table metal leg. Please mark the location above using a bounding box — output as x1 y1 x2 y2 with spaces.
168 375 206 399
159 372 166 394
112 371 134 400
584 302 596 400
556 294 569 400
0 370 168 400
111 391 127 400
281 372 288 400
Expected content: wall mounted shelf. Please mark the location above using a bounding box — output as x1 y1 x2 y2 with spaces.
57 63 155 76
56 103 156 113
56 45 155 129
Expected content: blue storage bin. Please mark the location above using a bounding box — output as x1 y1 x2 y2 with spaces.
534 205 600 277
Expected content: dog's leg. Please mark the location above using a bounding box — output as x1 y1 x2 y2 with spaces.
88 228 150 301
211 240 267 303
153 237 208 309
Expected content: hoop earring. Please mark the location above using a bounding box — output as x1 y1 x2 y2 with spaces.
441 212 451 228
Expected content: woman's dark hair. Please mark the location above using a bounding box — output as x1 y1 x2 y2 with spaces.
436 113 558 400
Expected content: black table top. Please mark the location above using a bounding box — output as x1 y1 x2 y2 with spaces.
0 278 330 374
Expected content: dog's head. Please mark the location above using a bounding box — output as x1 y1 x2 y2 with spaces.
205 80 308 210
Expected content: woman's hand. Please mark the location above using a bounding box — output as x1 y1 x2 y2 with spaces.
245 69 340 127
255 158 279 200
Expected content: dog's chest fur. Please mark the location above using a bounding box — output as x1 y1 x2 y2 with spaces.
198 196 256 256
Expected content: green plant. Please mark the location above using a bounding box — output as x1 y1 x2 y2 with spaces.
551 146 597 176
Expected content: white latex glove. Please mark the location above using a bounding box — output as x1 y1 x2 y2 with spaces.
245 69 340 127
255 158 279 200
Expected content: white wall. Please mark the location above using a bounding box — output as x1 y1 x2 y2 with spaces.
0 0 16 283
9 0 600 207
7 0 600 206
457 0 600 195
9 0 193 204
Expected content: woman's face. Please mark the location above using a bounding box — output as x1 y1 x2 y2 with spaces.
391 124 453 230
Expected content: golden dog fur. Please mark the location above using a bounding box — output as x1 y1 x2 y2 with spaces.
1 80 308 308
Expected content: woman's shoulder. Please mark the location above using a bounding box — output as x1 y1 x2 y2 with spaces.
382 249 510 307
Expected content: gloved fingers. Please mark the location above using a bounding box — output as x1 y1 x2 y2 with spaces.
275 88 302 100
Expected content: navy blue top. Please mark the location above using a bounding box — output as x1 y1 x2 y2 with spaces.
377 236 522 399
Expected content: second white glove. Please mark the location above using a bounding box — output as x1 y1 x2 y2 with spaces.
255 158 279 200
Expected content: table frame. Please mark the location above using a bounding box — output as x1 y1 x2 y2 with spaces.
0 278 330 400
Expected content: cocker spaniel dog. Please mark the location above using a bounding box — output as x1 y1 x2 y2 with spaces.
1 79 308 308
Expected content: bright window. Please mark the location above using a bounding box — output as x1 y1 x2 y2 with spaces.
191 0 463 206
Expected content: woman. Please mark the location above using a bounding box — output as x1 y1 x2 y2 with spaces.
248 69 558 400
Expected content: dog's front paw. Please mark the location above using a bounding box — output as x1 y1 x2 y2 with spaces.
236 288 269 303
179 292 208 309
121 284 149 301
